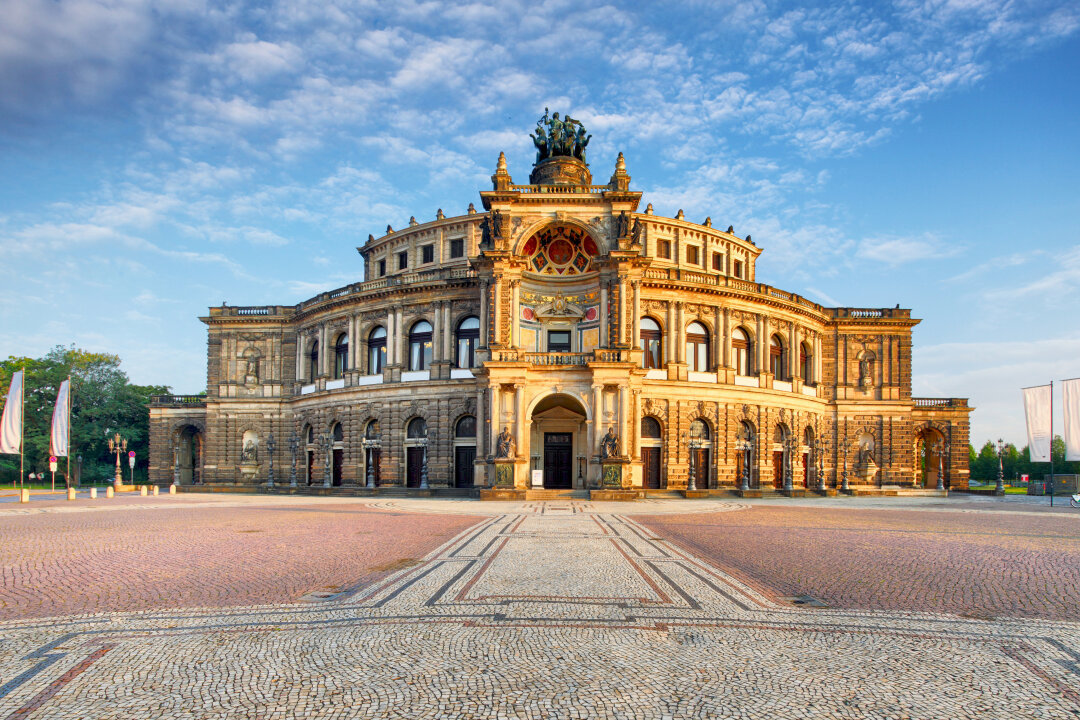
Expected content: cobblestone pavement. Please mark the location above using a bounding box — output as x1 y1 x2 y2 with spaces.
637 503 1080 621
0 495 1078 718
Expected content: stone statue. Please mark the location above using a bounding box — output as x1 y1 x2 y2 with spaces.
860 444 877 469
244 357 258 385
530 109 590 163
479 216 492 248
631 218 643 245
530 123 549 164
241 437 257 463
573 125 591 162
496 426 515 458
616 211 629 238
600 427 619 459
859 357 873 387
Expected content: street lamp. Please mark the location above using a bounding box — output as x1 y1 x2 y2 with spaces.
932 440 948 491
128 451 135 485
996 438 1005 496
419 427 434 490
288 433 299 487
266 433 276 488
322 432 333 488
685 429 703 491
108 433 127 489
840 439 850 492
735 435 752 492
782 434 795 493
815 438 826 493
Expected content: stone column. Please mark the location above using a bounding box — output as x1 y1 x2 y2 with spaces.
714 305 723 370
790 324 798 380
591 385 603 455
618 385 629 452
814 334 822 384
295 334 304 383
350 315 360 371
631 281 641 346
480 280 490 348
395 306 405 367
511 280 520 348
514 384 525 452
493 278 502 347
432 301 443 364
319 324 329 377
476 387 487 457
443 303 452 361
490 385 500 456
666 302 675 364
723 308 732 368
676 303 685 363
616 278 626 346
600 284 609 347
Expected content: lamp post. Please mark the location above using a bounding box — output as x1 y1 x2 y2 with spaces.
995 438 1005 496
108 433 127 489
932 440 948 491
322 432 333 488
840 440 850 493
128 451 135 485
266 433 276 488
816 438 826 493
419 427 430 490
288 433 299 487
685 431 701 491
172 441 181 486
363 440 376 488
782 434 795 493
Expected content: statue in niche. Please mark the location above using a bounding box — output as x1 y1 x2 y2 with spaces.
241 436 258 463
243 357 259 385
859 355 873 387
600 426 619 459
631 218 643 245
615 211 629 238
496 426 515 458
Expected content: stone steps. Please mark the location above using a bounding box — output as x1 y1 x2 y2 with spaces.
524 489 589 501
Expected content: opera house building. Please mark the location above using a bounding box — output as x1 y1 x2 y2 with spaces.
149 115 971 498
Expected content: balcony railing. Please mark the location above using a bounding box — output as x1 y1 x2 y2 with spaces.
490 349 630 365
150 394 207 407
913 398 969 408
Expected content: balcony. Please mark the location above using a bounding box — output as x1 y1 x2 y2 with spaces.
149 394 207 408
489 349 631 365
913 398 969 408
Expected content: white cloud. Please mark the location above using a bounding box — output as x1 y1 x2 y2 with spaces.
856 234 962 265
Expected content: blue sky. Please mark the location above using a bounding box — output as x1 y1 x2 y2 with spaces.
1 0 1078 448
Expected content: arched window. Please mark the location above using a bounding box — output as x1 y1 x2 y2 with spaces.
640 317 662 369
332 423 344 442
365 420 380 439
800 341 813 384
407 417 427 438
456 316 480 369
305 425 314 444
770 334 786 380
367 327 386 375
686 322 709 372
308 341 319 380
690 419 710 440
333 334 349 379
732 328 751 376
409 321 433 371
455 416 477 438
641 417 661 438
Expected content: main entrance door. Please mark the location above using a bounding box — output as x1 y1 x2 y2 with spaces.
543 433 573 489
406 447 424 488
642 447 661 489
455 446 475 488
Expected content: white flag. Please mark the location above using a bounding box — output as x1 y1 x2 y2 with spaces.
50 379 70 457
1023 384 1052 462
0 370 23 455
1064 378 1080 462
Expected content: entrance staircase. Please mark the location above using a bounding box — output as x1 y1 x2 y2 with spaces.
524 489 589 501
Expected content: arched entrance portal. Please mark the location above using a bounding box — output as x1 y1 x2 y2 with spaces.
916 427 947 488
530 394 588 489
176 426 203 485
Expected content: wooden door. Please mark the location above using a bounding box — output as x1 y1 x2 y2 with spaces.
543 433 573 489
332 449 343 486
772 451 783 489
455 446 476 488
406 447 424 488
692 448 710 489
802 452 809 488
306 451 315 485
642 447 661 489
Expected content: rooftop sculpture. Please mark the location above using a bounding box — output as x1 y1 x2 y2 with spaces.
530 108 591 165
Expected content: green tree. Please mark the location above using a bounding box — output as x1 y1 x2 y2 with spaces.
0 347 170 485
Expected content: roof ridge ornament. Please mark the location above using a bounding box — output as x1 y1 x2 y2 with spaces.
491 152 512 190
609 152 630 191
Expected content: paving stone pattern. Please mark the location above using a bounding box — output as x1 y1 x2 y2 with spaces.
637 504 1080 621
0 495 1078 718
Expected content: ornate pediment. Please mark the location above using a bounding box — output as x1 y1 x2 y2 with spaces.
533 292 585 321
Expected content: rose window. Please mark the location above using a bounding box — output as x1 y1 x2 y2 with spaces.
522 225 599 275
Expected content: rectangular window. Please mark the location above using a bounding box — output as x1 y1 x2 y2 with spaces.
421 244 434 264
547 331 571 353
450 238 464 258
658 240 670 259
687 246 699 265
378 259 386 277
712 252 722 271
398 251 408 270
733 260 743 278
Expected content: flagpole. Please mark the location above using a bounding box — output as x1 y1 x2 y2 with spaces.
18 365 24 491
65 376 71 489
1050 380 1055 507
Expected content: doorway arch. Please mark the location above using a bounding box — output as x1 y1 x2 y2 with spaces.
529 393 589 489
176 425 203 485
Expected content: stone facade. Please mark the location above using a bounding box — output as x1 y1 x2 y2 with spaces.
149 135 971 493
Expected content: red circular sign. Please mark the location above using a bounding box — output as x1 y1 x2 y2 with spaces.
49 456 57 463
128 451 136 457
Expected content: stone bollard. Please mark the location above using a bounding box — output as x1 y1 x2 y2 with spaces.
169 484 177 495
140 486 148 496
19 489 30 503
106 486 114 499
152 486 159 496
67 487 77 501
90 488 98 499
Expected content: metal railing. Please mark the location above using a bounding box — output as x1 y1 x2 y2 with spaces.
912 398 968 408
150 394 207 407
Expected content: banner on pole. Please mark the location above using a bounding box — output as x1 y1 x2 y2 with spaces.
1063 378 1080 462
1023 384 1052 462
50 379 70 457
0 370 23 455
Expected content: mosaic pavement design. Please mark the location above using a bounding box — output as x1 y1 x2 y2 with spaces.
1 499 1078 718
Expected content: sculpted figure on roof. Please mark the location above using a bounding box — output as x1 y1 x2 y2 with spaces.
531 108 591 164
